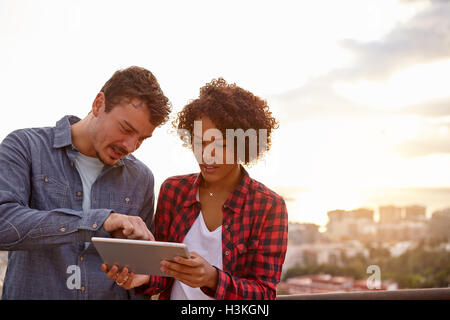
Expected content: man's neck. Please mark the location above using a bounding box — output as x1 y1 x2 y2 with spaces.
70 116 95 157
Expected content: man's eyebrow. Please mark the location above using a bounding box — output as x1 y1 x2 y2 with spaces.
123 120 152 138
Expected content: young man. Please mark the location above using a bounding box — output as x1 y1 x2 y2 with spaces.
0 66 171 299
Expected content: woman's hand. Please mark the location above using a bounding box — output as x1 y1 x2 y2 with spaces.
160 252 218 290
101 263 150 290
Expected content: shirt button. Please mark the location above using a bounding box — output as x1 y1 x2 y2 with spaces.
70 162 74 167
225 250 230 256
76 191 82 197
44 177 49 183
125 197 130 203
92 223 98 229
60 227 66 232
80 256 84 262
80 286 85 292
224 224 229 229
223 205 228 209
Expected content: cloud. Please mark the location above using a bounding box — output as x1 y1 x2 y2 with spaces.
398 97 450 118
393 134 450 157
272 0 450 123
338 0 450 81
268 77 381 123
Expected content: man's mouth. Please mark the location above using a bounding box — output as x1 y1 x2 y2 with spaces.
110 145 127 160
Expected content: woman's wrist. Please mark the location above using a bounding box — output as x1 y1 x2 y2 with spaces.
206 265 219 290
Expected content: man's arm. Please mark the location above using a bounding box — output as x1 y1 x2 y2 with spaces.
0 130 152 251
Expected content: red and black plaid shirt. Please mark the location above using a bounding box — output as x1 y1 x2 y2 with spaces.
137 167 288 300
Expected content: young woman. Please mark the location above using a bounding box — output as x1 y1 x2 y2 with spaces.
102 78 288 300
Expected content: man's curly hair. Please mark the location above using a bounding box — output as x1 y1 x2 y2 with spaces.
174 78 279 165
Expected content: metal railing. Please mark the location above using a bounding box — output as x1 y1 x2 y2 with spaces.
277 287 450 300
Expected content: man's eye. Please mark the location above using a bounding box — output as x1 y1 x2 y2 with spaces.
121 125 132 134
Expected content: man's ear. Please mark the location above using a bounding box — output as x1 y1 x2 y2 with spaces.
92 92 106 117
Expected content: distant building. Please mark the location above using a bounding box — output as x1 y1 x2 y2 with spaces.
404 205 426 221
326 208 375 241
283 242 369 268
350 208 374 220
429 208 450 241
278 274 398 295
288 222 321 245
379 205 402 224
377 220 427 242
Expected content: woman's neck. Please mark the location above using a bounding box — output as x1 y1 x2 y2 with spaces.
203 165 243 194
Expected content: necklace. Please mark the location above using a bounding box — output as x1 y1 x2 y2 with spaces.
202 182 215 197
205 186 214 197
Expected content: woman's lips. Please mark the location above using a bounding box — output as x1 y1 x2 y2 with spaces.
201 164 219 174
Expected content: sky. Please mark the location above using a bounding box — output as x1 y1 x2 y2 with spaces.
1 0 449 225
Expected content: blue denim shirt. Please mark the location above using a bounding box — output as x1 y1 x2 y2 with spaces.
0 116 155 299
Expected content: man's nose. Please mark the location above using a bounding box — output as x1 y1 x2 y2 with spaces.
123 137 139 154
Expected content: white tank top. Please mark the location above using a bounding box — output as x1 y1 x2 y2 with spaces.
170 193 223 300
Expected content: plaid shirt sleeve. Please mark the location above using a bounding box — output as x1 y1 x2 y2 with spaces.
201 195 288 300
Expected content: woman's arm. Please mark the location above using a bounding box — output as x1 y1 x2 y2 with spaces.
205 198 288 300
162 196 288 300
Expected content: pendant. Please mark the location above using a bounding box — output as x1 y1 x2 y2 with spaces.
209 192 214 197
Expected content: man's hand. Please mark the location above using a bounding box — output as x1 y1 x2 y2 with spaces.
103 212 154 241
101 263 150 290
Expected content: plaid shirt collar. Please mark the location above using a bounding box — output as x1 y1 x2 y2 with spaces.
182 165 251 215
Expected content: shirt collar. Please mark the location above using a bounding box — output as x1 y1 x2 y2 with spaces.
52 115 125 168
53 115 80 149
183 166 251 215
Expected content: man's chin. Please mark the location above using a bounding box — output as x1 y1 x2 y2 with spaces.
96 152 119 166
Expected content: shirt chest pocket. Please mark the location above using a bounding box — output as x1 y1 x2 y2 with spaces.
109 192 140 215
30 175 70 210
233 238 260 273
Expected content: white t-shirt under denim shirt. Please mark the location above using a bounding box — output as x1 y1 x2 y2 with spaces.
170 192 223 300
73 152 104 248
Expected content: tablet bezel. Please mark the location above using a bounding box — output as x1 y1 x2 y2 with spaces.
92 237 190 277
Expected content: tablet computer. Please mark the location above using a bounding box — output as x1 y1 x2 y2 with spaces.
92 237 190 277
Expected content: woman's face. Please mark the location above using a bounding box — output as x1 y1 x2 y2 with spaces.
193 116 239 184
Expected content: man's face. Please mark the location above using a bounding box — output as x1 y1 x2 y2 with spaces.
90 94 156 166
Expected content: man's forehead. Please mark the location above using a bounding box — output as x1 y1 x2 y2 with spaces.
112 100 155 134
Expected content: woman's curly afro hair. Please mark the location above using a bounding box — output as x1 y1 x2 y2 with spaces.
174 78 279 165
